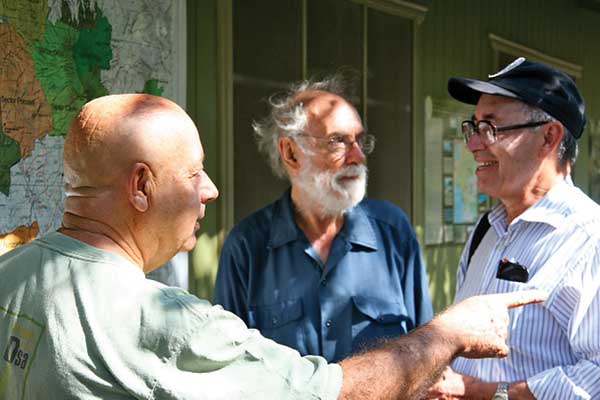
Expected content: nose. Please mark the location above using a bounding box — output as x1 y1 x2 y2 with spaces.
345 140 366 165
466 133 486 153
200 171 219 203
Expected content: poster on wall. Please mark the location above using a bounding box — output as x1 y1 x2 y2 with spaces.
0 0 186 255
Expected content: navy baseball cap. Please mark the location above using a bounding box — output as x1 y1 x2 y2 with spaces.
448 57 586 139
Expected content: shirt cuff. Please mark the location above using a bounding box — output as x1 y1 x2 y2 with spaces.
324 362 343 400
527 367 581 399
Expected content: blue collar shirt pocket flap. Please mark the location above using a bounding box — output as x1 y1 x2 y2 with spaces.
248 298 303 329
351 296 406 324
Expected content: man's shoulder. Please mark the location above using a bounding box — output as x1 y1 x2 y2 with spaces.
0 237 42 261
0 238 47 279
0 233 76 274
148 283 216 320
555 185 600 234
359 198 412 231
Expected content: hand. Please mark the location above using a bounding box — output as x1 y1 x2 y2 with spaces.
425 367 493 400
425 367 468 399
432 290 547 359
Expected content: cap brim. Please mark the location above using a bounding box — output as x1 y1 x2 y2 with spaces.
448 77 519 105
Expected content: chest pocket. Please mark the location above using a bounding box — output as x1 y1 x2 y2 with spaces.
248 298 303 328
351 296 411 349
352 296 407 323
248 298 306 352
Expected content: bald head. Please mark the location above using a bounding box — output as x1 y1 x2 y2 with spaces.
61 94 217 270
294 90 361 136
64 94 195 191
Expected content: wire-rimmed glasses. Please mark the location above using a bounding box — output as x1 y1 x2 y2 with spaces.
297 133 376 155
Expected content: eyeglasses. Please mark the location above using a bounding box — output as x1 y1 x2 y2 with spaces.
461 120 551 145
297 133 376 155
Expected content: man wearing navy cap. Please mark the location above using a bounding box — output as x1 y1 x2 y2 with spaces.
427 58 600 399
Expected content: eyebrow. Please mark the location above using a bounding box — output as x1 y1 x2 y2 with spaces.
189 163 204 174
329 129 367 137
473 113 496 121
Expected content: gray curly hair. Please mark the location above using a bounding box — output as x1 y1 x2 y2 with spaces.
520 103 578 166
253 75 351 178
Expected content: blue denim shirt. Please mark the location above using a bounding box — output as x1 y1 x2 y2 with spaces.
214 190 433 362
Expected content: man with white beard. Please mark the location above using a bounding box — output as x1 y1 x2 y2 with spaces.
214 77 433 362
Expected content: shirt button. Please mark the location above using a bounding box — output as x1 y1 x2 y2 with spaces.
326 320 332 327
272 316 278 325
321 279 327 287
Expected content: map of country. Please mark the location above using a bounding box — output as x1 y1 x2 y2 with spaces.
0 0 181 244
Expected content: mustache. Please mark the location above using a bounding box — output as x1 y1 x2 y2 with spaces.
335 164 367 179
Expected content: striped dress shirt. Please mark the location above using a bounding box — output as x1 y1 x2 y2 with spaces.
452 178 600 399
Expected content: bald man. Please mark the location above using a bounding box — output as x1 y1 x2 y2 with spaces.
0 94 544 399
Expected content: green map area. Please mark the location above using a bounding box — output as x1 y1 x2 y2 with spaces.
70 2 111 100
32 1 112 138
0 126 20 195
32 20 86 137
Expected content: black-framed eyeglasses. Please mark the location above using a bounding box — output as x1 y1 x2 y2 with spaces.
461 120 551 145
297 132 376 155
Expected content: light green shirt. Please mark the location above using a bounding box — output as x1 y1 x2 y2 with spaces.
0 232 342 399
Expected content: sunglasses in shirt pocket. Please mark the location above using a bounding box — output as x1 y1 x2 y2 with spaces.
496 258 529 283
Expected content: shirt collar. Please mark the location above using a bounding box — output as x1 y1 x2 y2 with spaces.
268 189 301 248
39 232 144 276
488 204 508 235
515 177 572 228
338 203 378 250
268 189 378 250
488 176 573 234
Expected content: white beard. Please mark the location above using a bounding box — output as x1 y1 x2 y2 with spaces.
293 162 368 217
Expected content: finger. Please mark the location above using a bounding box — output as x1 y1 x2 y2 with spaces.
492 289 548 308
495 341 509 358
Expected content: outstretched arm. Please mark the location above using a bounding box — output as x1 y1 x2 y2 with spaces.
338 290 546 400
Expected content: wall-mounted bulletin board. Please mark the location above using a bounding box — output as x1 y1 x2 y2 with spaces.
423 96 491 246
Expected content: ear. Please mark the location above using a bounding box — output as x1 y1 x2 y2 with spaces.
539 121 564 159
278 137 301 174
129 163 154 212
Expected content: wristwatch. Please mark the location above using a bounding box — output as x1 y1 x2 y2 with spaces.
492 382 509 400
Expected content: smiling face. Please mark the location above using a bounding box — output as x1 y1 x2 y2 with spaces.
468 94 545 203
